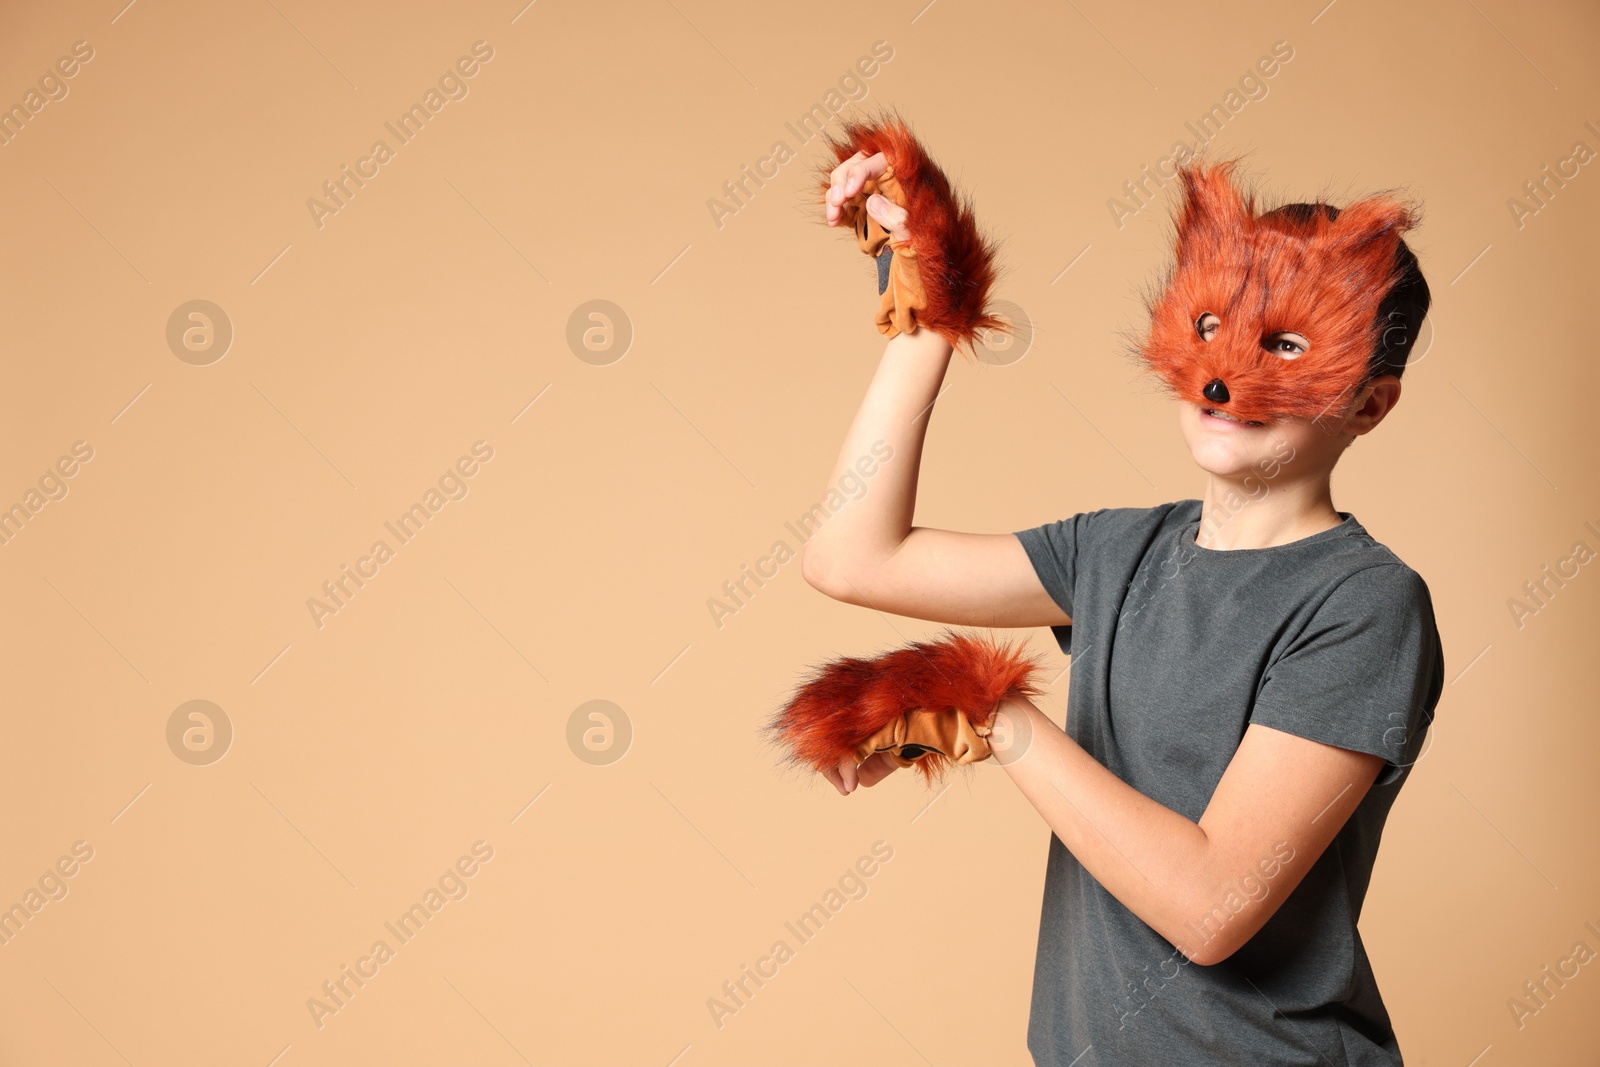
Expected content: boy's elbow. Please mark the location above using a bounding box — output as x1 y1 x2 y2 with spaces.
800 548 844 600
1172 906 1265 968
801 550 864 605
1172 925 1236 968
1185 940 1235 968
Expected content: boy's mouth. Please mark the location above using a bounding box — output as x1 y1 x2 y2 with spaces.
1201 407 1266 428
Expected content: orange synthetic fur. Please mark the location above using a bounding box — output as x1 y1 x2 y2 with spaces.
766 630 1046 786
1133 156 1420 425
815 108 1007 357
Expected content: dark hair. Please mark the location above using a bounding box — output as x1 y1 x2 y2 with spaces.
1262 202 1430 381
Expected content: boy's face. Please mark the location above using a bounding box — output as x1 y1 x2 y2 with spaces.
1138 161 1417 426
1177 376 1399 483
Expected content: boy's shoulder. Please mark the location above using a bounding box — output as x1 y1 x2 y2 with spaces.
1320 529 1439 620
1261 510 1440 627
1305 510 1433 587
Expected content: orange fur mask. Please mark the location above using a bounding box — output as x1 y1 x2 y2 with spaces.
1135 158 1420 426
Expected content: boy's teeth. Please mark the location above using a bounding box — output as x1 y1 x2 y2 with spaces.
1204 407 1265 426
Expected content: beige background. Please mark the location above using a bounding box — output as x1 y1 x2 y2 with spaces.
1 0 1596 1063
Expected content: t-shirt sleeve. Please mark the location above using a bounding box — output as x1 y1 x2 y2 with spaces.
1013 512 1096 619
1249 563 1445 788
1013 510 1105 652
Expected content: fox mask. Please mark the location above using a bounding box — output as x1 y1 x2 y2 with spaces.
1137 158 1420 426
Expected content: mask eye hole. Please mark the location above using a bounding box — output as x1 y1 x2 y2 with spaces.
1195 313 1220 342
1263 331 1310 360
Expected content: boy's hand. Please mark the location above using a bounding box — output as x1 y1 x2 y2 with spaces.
823 148 923 340
767 631 1044 792
823 751 902 795
823 149 911 244
810 114 1006 355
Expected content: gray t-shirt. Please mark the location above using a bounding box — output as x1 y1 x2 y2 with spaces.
1012 498 1444 1067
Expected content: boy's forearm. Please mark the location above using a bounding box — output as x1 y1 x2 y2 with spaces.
802 328 954 583
992 695 1218 961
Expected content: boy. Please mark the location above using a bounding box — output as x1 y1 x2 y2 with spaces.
798 127 1444 1065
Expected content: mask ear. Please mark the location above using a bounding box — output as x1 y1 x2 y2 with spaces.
1320 195 1419 298
1171 159 1255 273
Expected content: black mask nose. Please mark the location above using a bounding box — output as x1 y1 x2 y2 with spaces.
1202 378 1230 403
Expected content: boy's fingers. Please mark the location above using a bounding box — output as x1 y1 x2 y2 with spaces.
827 150 868 196
856 751 901 788
824 756 860 795
841 151 888 198
824 153 866 222
822 751 905 794
865 194 910 242
825 151 888 224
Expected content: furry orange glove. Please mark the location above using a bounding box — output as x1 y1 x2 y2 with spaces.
853 703 998 769
842 163 929 342
766 630 1045 786
816 110 1007 359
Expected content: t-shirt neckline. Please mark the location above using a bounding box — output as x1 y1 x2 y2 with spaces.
1184 506 1359 555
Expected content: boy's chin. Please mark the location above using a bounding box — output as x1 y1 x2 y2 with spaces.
1186 438 1277 478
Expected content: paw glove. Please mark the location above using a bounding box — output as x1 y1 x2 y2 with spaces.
816 111 1008 358
766 630 1045 786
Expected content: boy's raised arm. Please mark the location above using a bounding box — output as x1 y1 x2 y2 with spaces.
800 122 1067 630
799 329 1067 629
